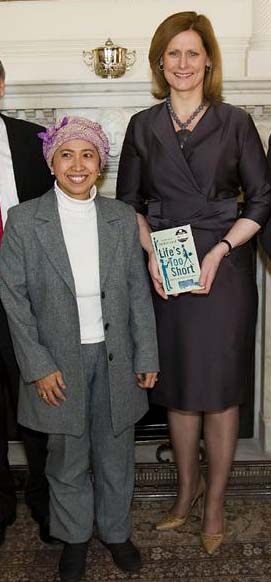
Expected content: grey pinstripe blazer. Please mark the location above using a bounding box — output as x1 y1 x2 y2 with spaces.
0 189 159 436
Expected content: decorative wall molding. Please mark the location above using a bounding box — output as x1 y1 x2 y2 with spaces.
250 0 271 47
0 35 251 82
247 0 271 75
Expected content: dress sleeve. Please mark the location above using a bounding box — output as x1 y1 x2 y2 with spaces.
239 114 271 226
116 116 146 215
258 134 271 256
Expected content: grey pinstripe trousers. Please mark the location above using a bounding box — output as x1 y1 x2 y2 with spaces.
46 342 135 543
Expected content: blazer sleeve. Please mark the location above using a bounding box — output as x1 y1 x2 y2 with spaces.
126 212 159 372
0 213 59 383
117 117 147 215
239 115 271 226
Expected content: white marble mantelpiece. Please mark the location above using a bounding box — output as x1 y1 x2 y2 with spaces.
2 77 271 459
3 79 271 109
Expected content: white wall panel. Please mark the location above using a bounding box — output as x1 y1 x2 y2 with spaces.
0 0 258 82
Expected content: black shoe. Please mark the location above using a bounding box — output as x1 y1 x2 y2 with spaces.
59 541 89 582
0 513 16 546
31 513 61 545
102 539 142 572
39 522 62 545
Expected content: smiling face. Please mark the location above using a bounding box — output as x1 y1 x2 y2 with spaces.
162 29 210 99
52 139 100 200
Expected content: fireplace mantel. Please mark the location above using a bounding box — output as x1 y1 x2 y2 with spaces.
2 75 271 455
3 79 271 109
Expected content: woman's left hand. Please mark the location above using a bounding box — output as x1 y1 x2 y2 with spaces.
35 370 67 406
136 372 158 389
191 244 225 295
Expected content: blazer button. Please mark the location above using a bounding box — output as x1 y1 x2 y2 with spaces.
101 291 105 299
108 353 113 361
104 323 110 331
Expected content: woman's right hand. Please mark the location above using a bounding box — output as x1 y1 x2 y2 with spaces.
148 251 168 300
35 371 67 407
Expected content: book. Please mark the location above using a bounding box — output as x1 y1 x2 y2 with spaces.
150 225 202 294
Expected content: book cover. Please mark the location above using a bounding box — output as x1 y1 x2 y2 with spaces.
150 225 202 294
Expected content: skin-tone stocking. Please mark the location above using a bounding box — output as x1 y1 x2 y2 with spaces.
168 409 202 516
202 405 239 534
168 405 239 533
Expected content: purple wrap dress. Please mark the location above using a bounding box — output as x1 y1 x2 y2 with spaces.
117 101 271 411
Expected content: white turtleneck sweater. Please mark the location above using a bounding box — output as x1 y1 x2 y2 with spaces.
55 183 104 344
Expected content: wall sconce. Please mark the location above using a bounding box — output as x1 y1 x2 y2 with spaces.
83 38 136 79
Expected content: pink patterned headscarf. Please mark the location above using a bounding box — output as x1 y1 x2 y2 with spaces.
38 116 110 170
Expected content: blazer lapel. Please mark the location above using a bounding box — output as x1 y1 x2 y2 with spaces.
34 190 76 297
34 191 120 297
95 195 120 290
152 103 202 194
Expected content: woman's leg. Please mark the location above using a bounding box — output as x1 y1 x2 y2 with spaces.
45 348 96 544
202 405 239 533
46 430 93 543
168 409 203 516
89 343 135 543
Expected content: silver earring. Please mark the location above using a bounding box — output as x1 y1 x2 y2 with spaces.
159 58 164 71
205 64 211 73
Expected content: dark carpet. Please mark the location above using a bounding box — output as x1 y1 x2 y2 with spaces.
0 496 271 581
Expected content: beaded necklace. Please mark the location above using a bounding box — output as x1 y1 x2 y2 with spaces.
166 96 206 131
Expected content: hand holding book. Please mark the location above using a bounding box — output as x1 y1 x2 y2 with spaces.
148 251 168 300
191 241 228 294
150 225 202 296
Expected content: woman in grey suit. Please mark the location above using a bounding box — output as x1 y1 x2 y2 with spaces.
0 116 159 582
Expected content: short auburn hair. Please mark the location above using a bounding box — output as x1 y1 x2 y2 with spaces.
149 11 223 103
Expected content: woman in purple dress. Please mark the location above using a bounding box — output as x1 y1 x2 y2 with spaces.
117 11 271 554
